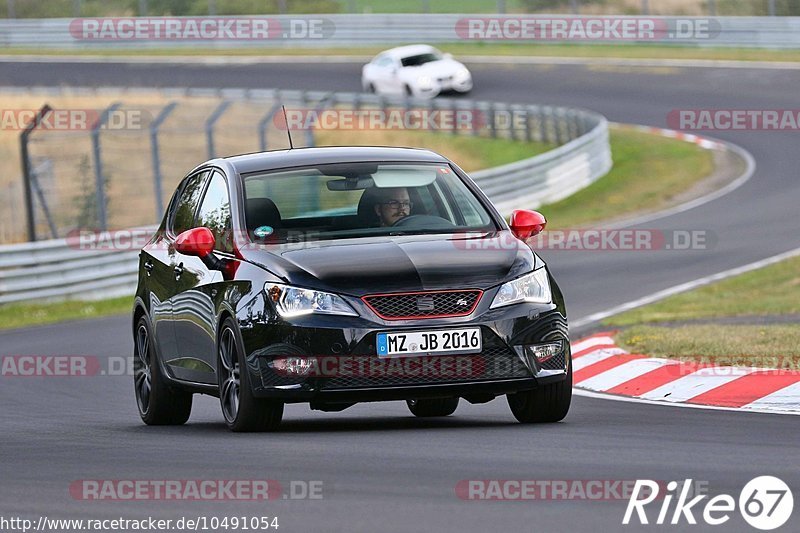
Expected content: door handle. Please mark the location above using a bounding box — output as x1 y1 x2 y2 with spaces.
143 260 154 273
173 263 184 279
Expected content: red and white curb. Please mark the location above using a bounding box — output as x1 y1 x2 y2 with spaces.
570 333 800 414
615 123 725 150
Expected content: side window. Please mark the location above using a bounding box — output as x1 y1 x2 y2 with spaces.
196 171 233 253
171 171 209 236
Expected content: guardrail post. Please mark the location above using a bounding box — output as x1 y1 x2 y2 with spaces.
91 102 121 231
523 108 532 142
540 107 551 144
205 100 232 159
150 101 177 219
489 102 497 139
19 104 51 242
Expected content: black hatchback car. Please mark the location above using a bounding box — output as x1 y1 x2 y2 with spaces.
133 146 571 432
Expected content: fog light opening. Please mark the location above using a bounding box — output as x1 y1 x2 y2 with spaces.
269 356 316 376
524 341 563 365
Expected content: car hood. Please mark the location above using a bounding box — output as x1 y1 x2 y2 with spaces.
402 59 467 79
245 231 539 297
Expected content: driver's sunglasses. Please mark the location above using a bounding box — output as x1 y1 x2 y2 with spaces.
382 200 413 210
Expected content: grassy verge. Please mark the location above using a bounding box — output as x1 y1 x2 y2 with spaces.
3 43 800 63
538 127 714 229
606 255 800 367
606 256 800 325
0 296 133 331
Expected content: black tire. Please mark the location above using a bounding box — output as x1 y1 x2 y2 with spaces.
407 397 459 417
133 316 192 425
217 318 283 432
507 354 572 424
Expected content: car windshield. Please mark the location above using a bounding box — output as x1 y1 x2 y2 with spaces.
400 52 442 67
242 162 495 244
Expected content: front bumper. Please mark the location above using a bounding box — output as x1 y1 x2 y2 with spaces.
238 294 569 403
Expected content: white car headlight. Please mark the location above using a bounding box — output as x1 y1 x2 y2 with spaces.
490 269 552 309
456 67 471 79
265 283 358 317
416 75 433 87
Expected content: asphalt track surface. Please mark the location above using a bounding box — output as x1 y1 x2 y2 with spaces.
1 59 799 532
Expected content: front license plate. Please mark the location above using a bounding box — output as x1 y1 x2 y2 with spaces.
376 328 482 357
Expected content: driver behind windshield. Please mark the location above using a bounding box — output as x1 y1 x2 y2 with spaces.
373 187 412 227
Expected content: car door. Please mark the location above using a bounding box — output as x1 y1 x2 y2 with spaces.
171 170 232 385
141 170 208 365
373 55 401 94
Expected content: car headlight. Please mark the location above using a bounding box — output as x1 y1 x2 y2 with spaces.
265 283 358 317
490 269 552 309
456 67 471 79
417 75 433 87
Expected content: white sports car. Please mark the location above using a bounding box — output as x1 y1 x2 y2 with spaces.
361 45 473 99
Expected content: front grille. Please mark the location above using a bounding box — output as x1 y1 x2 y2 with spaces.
320 345 531 390
362 290 482 320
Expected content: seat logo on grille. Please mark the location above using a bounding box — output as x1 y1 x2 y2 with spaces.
416 295 435 311
456 298 469 307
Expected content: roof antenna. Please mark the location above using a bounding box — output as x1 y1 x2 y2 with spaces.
281 105 294 150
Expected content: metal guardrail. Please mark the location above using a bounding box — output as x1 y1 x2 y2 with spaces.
3 15 800 49
0 88 611 304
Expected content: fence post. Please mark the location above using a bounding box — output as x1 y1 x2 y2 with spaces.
259 101 283 151
306 92 333 147
138 0 147 16
497 0 505 14
6 0 15 18
570 0 579 15
208 0 217 16
205 100 232 159
91 102 121 231
29 160 58 239
641 0 649 15
150 101 177 219
768 0 776 16
707 0 716 16
19 104 51 242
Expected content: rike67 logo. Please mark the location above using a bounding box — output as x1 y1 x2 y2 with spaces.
624 477 794 530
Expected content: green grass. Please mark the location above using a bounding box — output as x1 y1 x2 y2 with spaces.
538 127 714 229
0 295 133 331
605 255 800 326
5 43 800 63
617 325 800 369
605 253 800 367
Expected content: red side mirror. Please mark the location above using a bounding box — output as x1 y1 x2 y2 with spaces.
174 227 215 258
509 210 547 240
